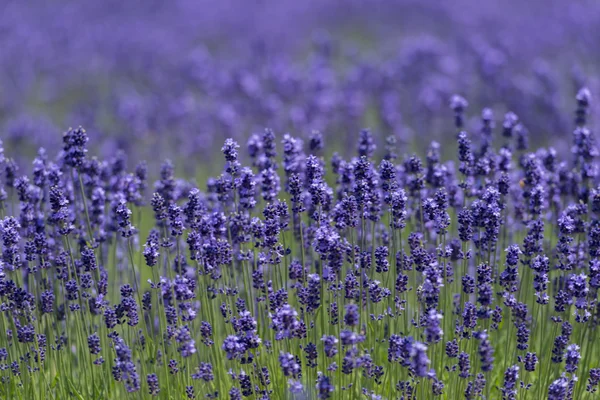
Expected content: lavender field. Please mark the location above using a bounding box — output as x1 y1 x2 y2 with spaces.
1 1 600 399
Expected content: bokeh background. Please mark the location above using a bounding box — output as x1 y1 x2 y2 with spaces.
1 0 599 175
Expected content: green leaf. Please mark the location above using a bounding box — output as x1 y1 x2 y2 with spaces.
50 373 60 389
66 377 85 400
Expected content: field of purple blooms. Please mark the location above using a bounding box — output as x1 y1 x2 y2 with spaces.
3 1 600 400
2 0 600 167
1 93 600 399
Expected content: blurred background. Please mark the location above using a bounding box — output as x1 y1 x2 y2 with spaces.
1 0 598 175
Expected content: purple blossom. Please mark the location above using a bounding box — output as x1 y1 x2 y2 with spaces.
279 352 301 378
410 341 431 378
147 374 159 396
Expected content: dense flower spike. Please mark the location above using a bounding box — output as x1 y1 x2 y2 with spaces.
112 336 141 392
62 126 88 168
501 365 519 400
548 377 569 400
410 342 431 378
147 374 159 396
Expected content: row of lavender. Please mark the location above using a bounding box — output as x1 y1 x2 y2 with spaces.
2 1 599 166
0 89 599 399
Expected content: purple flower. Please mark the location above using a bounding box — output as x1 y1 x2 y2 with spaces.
303 273 321 313
168 204 185 237
11 361 20 376
524 352 538 372
587 368 600 393
87 333 101 355
500 245 521 292
62 126 88 168
425 308 443 344
175 325 196 357
316 374 334 399
144 229 160 266
48 187 72 235
112 336 140 392
501 365 519 400
304 342 318 368
147 374 159 396
567 273 589 309
344 304 359 327
410 341 431 378
151 192 168 222
458 352 470 378
458 209 474 242
192 362 214 382
516 323 530 351
229 387 242 400
565 344 581 373
462 275 475 294
475 331 494 372
388 335 412 365
548 377 568 400
104 307 118 329
271 304 300 340
445 339 458 358
340 330 365 346
65 280 79 301
222 137 240 165
322 335 338 358
375 246 389 273
390 190 407 230
40 290 54 314
282 134 304 178
288 379 304 394
113 195 136 238
222 335 246 360
168 359 178 375
238 167 257 210
239 372 253 396
261 168 280 203
551 322 572 363
16 324 35 343
457 132 474 176
462 302 478 332
328 302 339 325
279 352 301 378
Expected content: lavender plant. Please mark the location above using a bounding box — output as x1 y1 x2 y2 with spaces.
1 90 600 400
